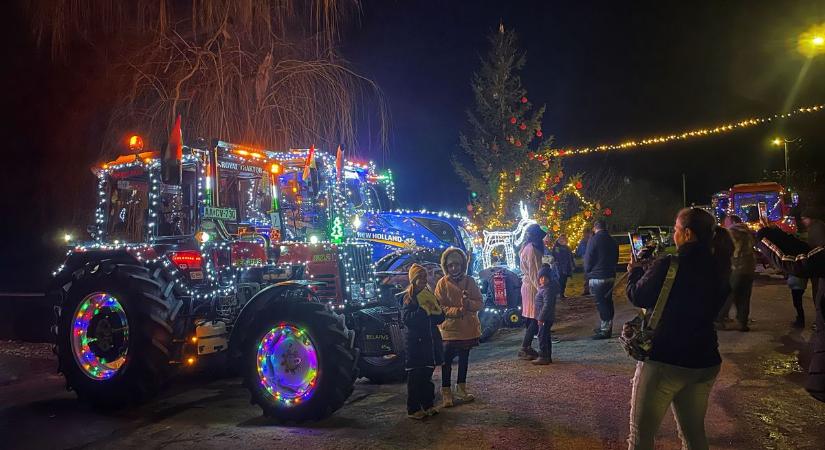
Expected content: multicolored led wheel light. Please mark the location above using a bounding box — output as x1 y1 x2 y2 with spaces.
256 323 319 407
71 292 129 380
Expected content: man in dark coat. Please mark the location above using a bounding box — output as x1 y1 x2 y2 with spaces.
756 224 825 403
802 207 825 299
584 220 619 339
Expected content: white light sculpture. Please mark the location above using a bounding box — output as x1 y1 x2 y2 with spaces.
481 201 537 270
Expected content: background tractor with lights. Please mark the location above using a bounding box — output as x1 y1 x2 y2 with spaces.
49 134 412 421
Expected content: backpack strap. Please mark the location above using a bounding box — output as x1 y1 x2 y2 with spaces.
646 256 679 330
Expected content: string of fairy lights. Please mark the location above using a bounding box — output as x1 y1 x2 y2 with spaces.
543 104 825 157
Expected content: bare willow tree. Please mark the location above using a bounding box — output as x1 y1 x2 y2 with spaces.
27 0 387 157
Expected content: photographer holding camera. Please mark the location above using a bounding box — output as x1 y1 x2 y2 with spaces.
625 208 733 450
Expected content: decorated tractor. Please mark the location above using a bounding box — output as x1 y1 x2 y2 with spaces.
49 134 407 421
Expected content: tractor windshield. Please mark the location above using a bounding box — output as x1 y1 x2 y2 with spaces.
217 171 273 234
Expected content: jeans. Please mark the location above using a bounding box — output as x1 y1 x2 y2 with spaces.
628 361 721 450
717 274 754 325
589 278 615 321
406 367 435 414
442 345 470 387
521 318 553 358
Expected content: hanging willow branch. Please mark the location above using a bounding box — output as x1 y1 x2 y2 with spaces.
26 0 386 158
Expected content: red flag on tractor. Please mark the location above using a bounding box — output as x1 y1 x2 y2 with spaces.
335 145 343 181
161 115 183 185
302 145 316 182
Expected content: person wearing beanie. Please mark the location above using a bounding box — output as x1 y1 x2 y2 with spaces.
402 263 445 419
532 265 561 365
434 247 483 407
519 223 547 359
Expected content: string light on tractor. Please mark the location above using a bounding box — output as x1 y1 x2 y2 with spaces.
542 104 824 157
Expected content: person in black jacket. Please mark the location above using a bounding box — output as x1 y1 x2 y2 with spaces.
402 263 445 419
584 220 620 339
552 234 576 299
625 208 733 450
531 265 560 365
756 219 825 403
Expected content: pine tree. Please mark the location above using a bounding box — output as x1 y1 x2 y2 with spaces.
454 23 557 229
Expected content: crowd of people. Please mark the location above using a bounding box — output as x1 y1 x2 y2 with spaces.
399 205 825 450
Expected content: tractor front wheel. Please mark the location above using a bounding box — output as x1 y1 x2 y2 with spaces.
244 301 357 422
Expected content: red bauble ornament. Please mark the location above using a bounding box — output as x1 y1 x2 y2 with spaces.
545 192 552 201
558 150 566 156
553 195 560 202
527 151 535 159
521 96 528 103
515 140 522 147
554 176 561 184
584 210 592 218
519 123 527 131
536 130 543 138
604 208 613 216
575 181 583 190
510 117 517 124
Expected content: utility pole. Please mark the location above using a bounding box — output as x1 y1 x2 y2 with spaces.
682 173 687 207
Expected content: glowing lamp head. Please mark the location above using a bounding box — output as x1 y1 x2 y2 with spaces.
772 138 783 146
128 135 144 152
309 235 319 244
814 36 824 46
63 233 73 243
270 163 282 174
195 231 211 243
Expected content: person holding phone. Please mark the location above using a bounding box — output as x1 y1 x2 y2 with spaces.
434 247 483 407
626 208 733 449
715 215 756 331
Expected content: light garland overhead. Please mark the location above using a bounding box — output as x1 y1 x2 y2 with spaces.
545 104 824 157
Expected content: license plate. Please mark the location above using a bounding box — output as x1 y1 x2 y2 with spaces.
190 271 204 280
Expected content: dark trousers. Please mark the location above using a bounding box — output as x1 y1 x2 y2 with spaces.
718 274 754 325
792 289 805 321
442 345 470 387
521 318 553 358
589 278 616 321
559 274 570 297
406 367 435 414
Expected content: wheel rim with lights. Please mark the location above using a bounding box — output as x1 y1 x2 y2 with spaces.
256 324 319 406
70 292 130 380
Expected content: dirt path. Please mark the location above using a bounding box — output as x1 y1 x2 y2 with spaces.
1 275 824 449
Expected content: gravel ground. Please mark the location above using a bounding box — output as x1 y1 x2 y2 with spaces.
1 274 824 449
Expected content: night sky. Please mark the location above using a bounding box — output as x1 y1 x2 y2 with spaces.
2 0 824 290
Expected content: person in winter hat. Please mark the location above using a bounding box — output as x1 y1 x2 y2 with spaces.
402 264 445 419
531 265 560 365
518 223 546 360
435 247 483 407
715 215 756 331
552 234 576 298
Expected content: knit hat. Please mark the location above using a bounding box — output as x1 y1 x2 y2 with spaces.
408 263 427 284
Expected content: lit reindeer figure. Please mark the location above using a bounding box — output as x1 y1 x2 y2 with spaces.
482 202 537 269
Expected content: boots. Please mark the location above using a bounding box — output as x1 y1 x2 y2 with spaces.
791 316 805 329
441 387 454 408
592 320 612 340
532 356 552 365
454 383 475 403
518 347 539 360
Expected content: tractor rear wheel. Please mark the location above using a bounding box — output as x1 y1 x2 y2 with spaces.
56 262 181 407
479 309 503 342
244 301 357 422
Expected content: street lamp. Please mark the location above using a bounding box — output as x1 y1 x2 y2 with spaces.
771 137 799 187
799 24 825 57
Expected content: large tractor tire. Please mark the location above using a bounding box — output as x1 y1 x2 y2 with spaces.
55 261 181 408
358 355 405 384
479 308 503 343
244 301 358 422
